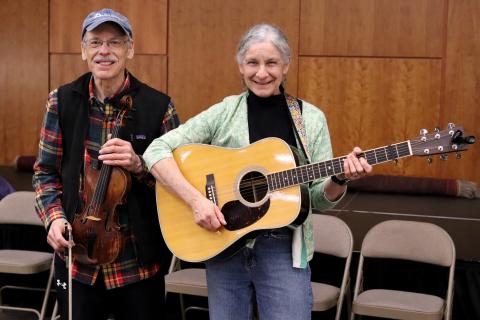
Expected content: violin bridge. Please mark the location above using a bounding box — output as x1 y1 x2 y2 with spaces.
85 216 102 221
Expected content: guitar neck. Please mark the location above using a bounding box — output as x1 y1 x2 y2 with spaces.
267 140 412 191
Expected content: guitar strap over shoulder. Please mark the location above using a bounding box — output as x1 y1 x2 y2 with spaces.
285 94 310 161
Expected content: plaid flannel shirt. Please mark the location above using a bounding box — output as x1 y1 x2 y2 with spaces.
33 73 179 288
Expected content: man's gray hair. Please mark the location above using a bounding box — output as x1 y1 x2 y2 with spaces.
236 24 291 65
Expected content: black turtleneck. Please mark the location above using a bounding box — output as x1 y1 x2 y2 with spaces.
247 90 297 147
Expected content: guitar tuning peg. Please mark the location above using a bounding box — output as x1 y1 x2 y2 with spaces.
427 156 433 164
447 123 455 130
420 129 428 141
434 127 441 133
440 154 448 161
456 152 462 159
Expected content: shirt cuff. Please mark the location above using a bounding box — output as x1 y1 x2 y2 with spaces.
45 207 67 230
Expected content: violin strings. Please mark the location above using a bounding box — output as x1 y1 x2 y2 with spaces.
90 111 124 213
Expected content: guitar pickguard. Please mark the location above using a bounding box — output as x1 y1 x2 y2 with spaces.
222 199 270 231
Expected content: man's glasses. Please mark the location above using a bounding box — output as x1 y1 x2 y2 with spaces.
83 38 130 49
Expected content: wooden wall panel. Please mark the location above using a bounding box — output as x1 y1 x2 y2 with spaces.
0 0 48 164
50 54 167 93
50 0 167 54
300 0 444 57
441 0 480 183
2 0 479 182
49 55 89 91
298 57 444 178
128 56 168 93
168 0 300 121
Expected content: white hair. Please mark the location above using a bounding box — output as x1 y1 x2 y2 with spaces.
236 24 291 64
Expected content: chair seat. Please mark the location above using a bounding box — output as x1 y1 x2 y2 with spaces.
165 268 208 297
312 282 340 311
0 250 53 274
353 289 445 320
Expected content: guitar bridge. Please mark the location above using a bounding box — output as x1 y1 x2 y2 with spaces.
205 174 218 205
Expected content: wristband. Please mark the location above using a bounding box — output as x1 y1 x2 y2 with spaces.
331 175 349 186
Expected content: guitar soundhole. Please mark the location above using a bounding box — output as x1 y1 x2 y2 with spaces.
239 171 268 203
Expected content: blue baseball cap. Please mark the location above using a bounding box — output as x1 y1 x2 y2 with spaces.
81 8 133 39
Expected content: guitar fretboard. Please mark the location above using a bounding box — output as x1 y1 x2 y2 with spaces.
267 141 412 191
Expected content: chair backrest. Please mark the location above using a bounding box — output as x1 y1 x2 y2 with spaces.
355 219 456 320
312 213 353 258
0 191 42 226
361 220 455 267
0 176 15 200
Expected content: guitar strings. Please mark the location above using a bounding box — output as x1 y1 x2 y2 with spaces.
163 136 454 201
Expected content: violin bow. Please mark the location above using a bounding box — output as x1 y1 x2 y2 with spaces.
64 222 73 320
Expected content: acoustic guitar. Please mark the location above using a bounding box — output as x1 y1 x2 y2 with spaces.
155 124 475 262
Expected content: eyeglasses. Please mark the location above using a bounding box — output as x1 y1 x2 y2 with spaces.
83 38 130 49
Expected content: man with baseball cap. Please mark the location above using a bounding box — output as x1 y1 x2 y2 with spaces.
33 8 179 319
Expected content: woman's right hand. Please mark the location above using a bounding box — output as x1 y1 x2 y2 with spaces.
150 157 227 231
191 195 226 231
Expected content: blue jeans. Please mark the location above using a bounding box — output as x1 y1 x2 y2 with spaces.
205 228 312 320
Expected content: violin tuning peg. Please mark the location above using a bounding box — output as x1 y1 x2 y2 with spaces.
440 154 448 161
427 156 433 164
456 152 462 159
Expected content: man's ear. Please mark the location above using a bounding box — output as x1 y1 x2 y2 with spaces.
127 40 134 59
81 43 87 61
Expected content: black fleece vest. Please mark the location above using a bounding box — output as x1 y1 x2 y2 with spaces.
57 72 172 266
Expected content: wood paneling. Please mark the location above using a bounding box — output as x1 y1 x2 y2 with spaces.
300 0 444 57
50 54 167 93
1 0 479 183
298 57 444 178
168 0 300 121
49 55 89 91
441 0 480 182
0 0 48 164
50 0 167 54
128 55 167 93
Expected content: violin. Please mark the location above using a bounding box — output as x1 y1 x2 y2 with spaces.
72 105 131 265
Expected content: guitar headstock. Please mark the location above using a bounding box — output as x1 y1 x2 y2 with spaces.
411 123 476 160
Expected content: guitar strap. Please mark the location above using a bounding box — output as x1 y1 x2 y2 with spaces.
285 94 310 161
285 93 311 268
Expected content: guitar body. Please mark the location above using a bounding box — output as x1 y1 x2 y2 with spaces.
156 138 309 262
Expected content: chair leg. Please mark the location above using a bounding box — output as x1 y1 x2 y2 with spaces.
185 305 209 317
346 286 352 320
0 258 55 320
0 305 41 319
179 294 187 320
51 300 59 320
39 259 55 320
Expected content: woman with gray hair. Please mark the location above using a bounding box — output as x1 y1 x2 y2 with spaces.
144 23 371 319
